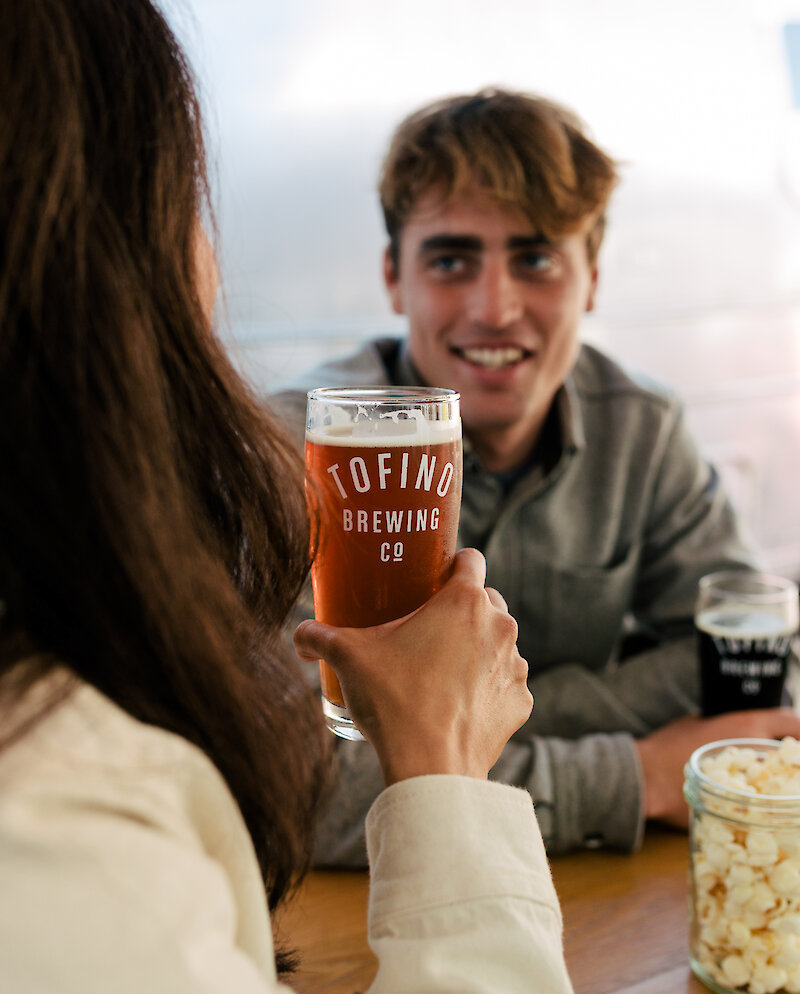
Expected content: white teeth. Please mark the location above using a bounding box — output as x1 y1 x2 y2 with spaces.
461 347 525 369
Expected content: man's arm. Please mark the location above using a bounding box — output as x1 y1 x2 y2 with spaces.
310 698 800 866
310 724 643 864
511 637 698 742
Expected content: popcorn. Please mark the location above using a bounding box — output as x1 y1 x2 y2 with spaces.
731 865 759 887
773 916 800 938
724 955 753 987
773 937 800 969
750 882 780 914
747 833 781 868
771 864 800 898
730 921 753 948
750 964 788 994
689 738 800 993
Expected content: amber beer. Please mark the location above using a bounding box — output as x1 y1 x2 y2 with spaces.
305 387 462 739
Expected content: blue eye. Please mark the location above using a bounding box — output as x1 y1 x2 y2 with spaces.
425 254 478 281
520 252 551 271
514 249 562 280
430 255 465 273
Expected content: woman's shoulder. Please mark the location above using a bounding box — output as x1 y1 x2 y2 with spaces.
0 666 276 990
0 665 238 844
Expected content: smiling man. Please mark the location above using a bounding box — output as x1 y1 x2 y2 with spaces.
273 90 800 863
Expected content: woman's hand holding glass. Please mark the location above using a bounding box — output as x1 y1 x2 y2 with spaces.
293 548 532 786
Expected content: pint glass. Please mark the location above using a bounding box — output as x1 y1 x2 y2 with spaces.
304 387 462 739
695 570 799 716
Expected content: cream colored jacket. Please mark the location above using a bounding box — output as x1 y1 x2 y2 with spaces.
0 677 574 993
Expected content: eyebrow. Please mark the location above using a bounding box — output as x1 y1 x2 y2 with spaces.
418 233 549 255
509 234 550 248
419 235 482 254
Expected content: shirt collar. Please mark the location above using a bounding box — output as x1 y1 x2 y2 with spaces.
393 338 423 387
557 369 586 455
392 337 586 463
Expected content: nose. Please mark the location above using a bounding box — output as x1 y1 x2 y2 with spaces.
466 263 523 330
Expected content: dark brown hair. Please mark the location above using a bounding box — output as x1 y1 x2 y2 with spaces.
379 88 619 268
0 0 329 962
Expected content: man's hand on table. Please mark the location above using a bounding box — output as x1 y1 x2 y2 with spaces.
636 709 800 829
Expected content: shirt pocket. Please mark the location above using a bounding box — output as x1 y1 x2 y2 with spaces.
518 542 642 672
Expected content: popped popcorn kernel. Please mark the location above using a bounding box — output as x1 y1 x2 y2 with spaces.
731 884 756 905
722 953 751 987
730 865 758 887
730 920 753 948
750 963 788 994
772 916 800 938
770 863 800 897
749 882 779 914
747 832 780 867
773 938 800 971
709 842 736 870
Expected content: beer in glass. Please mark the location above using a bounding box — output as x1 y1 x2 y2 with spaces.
695 570 799 716
305 387 462 739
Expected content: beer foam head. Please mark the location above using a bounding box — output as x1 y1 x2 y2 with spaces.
306 387 462 447
696 607 798 640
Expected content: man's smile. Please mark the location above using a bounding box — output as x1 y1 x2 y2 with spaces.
449 345 533 370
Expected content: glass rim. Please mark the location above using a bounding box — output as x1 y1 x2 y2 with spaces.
307 385 460 405
687 737 800 804
698 569 799 603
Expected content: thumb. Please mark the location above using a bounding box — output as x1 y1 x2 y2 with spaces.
293 618 342 663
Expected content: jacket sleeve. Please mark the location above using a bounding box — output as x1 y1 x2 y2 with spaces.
490 730 645 855
513 639 699 743
365 777 574 994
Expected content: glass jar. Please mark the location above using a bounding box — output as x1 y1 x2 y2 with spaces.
684 738 800 994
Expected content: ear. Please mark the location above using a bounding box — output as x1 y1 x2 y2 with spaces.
383 246 404 315
584 264 599 314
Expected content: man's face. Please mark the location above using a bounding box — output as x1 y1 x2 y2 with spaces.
384 187 598 467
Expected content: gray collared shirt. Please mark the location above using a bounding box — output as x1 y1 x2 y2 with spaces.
273 336 756 859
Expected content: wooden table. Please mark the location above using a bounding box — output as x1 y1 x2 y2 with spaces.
277 828 707 994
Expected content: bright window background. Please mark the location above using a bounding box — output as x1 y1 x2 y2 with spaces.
165 0 800 575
